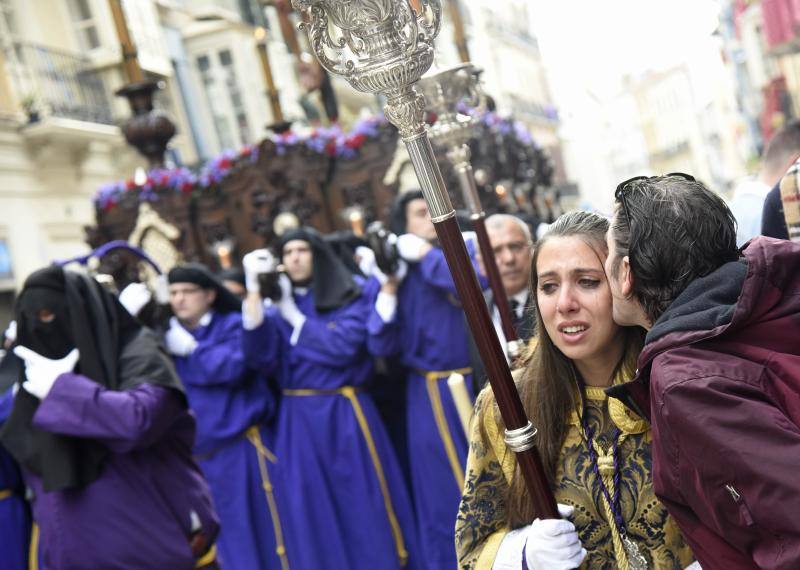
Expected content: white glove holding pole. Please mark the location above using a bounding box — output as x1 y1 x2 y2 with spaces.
397 233 430 262
523 504 586 570
277 274 306 334
243 249 276 294
13 346 80 400
165 317 198 357
355 246 390 285
118 282 152 317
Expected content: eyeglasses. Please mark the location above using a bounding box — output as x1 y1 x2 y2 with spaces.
614 172 696 231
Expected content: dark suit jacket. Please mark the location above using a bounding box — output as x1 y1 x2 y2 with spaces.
466 290 536 393
761 182 788 240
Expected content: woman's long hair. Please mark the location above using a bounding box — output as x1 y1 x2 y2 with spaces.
488 210 644 528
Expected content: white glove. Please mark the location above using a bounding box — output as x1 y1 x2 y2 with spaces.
393 259 408 282
397 233 429 262
153 274 169 304
356 246 389 285
684 562 702 570
523 504 587 570
165 317 198 356
277 274 306 333
243 249 276 293
13 346 80 400
119 282 152 316
4 320 16 343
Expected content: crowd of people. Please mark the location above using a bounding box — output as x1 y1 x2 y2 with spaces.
0 124 799 569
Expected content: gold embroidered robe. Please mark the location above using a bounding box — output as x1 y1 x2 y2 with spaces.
455 385 694 569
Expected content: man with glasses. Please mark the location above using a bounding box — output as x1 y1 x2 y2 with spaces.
167 263 286 570
604 173 800 568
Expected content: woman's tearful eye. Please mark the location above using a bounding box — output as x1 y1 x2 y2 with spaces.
539 282 558 295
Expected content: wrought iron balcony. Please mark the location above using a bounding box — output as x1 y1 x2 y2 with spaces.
10 42 114 125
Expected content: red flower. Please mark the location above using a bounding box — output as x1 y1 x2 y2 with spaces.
180 182 194 193
125 179 136 191
218 158 232 170
346 134 366 149
103 201 116 212
325 141 336 156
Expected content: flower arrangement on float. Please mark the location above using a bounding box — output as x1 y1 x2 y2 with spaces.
94 115 388 211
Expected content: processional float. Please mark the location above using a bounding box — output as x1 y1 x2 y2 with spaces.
292 0 558 518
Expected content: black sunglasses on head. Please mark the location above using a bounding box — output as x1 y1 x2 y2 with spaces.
613 172 696 230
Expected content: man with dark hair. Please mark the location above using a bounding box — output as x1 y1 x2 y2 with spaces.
166 263 286 570
367 190 486 570
759 120 800 240
605 173 800 568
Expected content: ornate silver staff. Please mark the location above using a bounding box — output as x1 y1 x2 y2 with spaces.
292 0 558 519
417 63 522 359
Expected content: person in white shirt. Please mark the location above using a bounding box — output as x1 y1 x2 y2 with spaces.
730 120 800 246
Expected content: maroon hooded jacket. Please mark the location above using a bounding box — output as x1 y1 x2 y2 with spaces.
609 237 800 570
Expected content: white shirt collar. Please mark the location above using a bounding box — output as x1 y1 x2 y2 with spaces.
510 289 529 318
512 289 529 306
198 311 213 327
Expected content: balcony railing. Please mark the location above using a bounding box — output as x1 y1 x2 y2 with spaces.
9 42 114 125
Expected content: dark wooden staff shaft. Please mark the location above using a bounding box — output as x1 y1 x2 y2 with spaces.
452 162 517 342
433 215 558 519
472 215 518 342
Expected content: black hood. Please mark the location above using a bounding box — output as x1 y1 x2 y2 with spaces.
0 265 184 491
325 230 369 277
644 259 747 353
279 227 361 313
606 257 747 420
168 263 242 314
389 190 424 235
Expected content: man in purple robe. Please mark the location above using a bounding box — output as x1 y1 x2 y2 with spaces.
167 263 289 570
241 227 420 570
367 190 486 570
0 265 219 569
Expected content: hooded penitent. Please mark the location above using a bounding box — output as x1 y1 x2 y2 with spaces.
389 189 425 236
279 227 361 313
325 230 369 277
0 266 184 491
167 262 242 314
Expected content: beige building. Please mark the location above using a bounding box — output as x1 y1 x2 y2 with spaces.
0 0 311 323
0 0 567 324
435 0 566 182
627 55 746 194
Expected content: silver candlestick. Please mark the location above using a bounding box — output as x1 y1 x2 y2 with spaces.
417 64 522 357
292 0 558 520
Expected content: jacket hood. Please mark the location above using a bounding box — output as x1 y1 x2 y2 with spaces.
607 236 800 419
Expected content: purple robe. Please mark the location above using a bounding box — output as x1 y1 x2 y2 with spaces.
243 278 421 570
367 245 485 570
172 311 287 569
25 374 218 570
0 389 31 570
